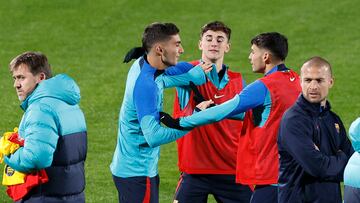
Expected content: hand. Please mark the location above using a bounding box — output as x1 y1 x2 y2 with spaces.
199 62 213 74
159 112 184 130
196 100 214 111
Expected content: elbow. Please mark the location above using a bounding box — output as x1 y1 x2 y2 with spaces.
36 157 53 169
144 139 160 148
31 149 54 169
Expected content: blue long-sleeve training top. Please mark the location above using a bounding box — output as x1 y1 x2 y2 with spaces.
110 56 206 178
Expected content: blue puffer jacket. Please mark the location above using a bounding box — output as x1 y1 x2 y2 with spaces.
344 117 360 202
4 74 87 199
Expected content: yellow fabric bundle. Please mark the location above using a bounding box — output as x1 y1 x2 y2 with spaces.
0 128 21 163
0 128 26 186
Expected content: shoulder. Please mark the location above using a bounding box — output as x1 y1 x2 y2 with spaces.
328 110 342 122
27 98 56 113
127 58 143 75
242 80 266 93
279 105 313 141
282 103 310 125
134 72 158 100
23 99 58 124
227 69 243 79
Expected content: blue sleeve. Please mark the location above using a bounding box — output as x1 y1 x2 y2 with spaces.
165 62 193 75
134 77 189 147
162 65 206 88
179 95 245 128
134 77 159 121
227 80 267 117
178 80 268 128
140 115 188 147
278 115 349 180
5 106 58 173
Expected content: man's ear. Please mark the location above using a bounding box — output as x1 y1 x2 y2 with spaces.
224 42 231 53
38 72 46 82
154 44 163 56
198 40 203 51
329 76 334 88
263 52 271 64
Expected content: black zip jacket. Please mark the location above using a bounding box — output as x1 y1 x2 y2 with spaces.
278 94 354 203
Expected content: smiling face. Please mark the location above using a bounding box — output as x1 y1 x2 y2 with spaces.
300 64 333 106
159 34 184 67
199 30 230 63
12 64 45 101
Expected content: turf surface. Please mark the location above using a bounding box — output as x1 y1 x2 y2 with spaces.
0 0 359 202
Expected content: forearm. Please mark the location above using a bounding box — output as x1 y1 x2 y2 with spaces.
4 131 58 172
282 130 349 179
180 95 241 128
141 115 188 147
321 151 348 181
5 142 55 173
163 65 206 88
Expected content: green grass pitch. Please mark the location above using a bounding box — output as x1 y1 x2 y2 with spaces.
0 0 359 202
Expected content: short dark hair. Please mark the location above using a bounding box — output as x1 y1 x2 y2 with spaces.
9 51 52 78
251 32 288 61
142 22 180 52
200 21 231 41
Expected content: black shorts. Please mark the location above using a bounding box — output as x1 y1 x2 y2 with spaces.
250 185 278 203
112 175 159 203
174 172 252 203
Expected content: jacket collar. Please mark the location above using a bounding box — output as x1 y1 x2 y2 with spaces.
297 94 331 117
265 64 289 76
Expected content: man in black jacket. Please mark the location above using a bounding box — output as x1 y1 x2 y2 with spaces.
277 56 354 203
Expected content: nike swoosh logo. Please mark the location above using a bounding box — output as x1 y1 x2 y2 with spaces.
214 94 225 99
290 77 295 81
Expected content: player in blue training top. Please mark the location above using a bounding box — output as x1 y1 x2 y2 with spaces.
110 22 212 203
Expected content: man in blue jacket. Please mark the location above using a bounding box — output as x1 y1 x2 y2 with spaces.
5 51 87 202
277 56 354 203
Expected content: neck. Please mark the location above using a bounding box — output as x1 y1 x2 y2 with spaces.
202 57 224 73
320 99 327 107
264 60 284 75
147 52 167 70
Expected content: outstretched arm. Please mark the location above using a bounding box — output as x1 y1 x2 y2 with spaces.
162 62 212 88
179 95 244 129
177 80 268 129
